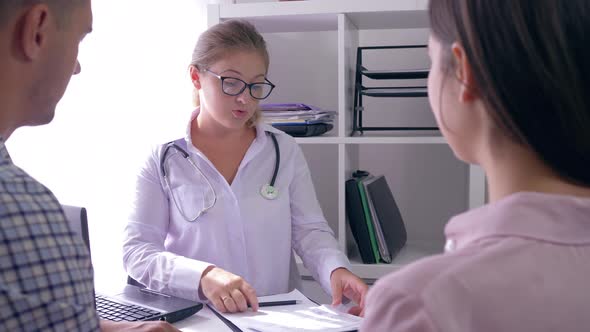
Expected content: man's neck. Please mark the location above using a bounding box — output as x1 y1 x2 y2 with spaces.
0 102 19 141
0 59 24 141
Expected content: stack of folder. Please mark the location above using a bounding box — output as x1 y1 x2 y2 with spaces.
260 103 336 137
345 170 407 264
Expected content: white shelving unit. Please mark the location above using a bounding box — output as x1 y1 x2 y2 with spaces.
208 0 486 284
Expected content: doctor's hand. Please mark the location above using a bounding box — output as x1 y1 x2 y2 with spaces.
330 267 368 317
200 266 259 313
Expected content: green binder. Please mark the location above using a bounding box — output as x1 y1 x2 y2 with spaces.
357 179 380 263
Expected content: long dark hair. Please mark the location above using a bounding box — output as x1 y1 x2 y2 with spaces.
429 0 590 186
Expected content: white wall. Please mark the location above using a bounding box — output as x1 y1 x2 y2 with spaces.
7 0 209 292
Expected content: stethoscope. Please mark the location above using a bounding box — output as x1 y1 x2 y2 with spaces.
160 131 280 222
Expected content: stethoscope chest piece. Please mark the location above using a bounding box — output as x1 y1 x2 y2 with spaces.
260 184 279 200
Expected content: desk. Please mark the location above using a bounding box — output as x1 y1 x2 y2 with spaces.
174 305 230 331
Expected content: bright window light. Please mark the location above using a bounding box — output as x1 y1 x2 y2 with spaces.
7 0 209 292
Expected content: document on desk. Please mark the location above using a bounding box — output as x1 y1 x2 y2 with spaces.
212 289 362 332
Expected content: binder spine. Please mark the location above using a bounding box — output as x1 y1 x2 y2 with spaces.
345 179 377 264
357 181 381 264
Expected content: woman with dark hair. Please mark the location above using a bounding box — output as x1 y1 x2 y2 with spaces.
361 1 590 331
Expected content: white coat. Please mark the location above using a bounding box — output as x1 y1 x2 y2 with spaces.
123 110 350 302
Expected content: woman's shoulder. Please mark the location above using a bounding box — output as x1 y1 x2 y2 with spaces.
149 138 187 155
364 249 483 330
259 123 295 140
258 123 299 151
371 251 461 296
138 138 187 170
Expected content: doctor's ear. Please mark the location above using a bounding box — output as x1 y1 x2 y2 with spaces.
190 66 202 89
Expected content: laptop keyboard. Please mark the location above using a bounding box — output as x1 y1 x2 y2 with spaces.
96 295 162 321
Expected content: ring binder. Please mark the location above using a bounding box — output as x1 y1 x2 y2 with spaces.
345 171 407 264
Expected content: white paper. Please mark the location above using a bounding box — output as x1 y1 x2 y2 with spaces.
213 289 362 332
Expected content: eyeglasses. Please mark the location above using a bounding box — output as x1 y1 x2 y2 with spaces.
205 69 275 100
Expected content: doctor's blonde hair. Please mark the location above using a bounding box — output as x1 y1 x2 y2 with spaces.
190 19 270 128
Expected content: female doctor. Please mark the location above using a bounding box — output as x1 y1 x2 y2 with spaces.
122 20 367 314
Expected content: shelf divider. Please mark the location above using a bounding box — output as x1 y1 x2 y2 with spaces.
297 242 442 281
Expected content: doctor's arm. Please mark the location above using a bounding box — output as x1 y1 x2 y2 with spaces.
288 147 367 311
122 150 258 312
122 150 214 302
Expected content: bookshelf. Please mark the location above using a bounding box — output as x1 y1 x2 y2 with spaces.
208 0 486 285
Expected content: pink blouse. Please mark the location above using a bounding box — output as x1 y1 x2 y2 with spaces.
361 192 590 332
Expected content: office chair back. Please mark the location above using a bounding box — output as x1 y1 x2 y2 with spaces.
61 205 91 252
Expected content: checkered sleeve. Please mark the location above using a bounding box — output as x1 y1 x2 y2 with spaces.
0 163 100 331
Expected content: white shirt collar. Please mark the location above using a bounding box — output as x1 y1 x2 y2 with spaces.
183 107 283 148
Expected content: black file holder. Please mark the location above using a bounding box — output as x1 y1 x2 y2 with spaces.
352 45 438 134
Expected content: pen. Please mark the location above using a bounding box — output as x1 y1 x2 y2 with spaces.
251 300 299 307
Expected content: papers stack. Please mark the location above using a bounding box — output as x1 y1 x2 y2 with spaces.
211 289 362 332
260 103 336 137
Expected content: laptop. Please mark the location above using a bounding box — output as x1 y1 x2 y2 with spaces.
62 205 203 323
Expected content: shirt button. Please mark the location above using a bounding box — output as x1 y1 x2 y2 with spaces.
444 239 456 252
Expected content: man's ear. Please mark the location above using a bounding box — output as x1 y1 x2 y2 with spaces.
189 66 202 89
19 4 51 61
451 42 478 102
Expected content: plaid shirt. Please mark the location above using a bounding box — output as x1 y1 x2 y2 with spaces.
0 140 99 331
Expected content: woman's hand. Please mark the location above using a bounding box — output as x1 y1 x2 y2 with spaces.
330 267 368 316
200 266 259 313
